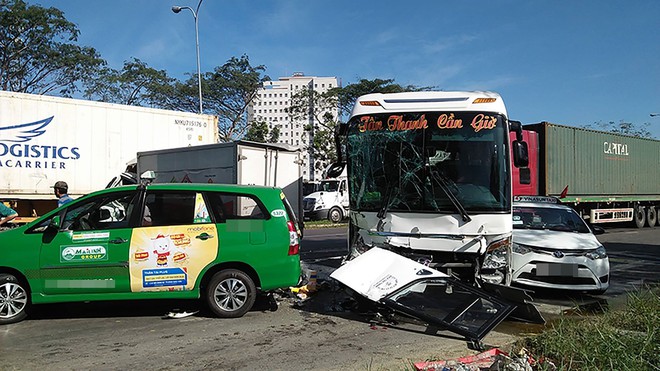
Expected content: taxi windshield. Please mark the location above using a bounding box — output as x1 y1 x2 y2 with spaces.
513 206 591 233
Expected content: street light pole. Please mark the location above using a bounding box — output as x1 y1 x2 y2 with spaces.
172 0 204 114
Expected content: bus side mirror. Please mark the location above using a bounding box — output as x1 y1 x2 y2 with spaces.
512 140 529 168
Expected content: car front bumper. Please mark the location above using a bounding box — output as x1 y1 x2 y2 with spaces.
511 252 610 292
303 209 329 221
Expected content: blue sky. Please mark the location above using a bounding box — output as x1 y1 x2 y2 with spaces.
42 0 660 138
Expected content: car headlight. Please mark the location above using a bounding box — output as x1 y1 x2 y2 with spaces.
512 242 532 255
482 238 510 270
585 246 607 260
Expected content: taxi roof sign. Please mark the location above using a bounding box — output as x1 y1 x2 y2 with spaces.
513 195 560 204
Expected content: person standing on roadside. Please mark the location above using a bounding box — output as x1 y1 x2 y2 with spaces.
0 202 18 227
53 181 73 207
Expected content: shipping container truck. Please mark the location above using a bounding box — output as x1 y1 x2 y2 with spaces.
136 140 304 226
0 91 218 223
512 122 660 228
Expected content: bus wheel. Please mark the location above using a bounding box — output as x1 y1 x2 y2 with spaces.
634 205 646 229
647 207 657 228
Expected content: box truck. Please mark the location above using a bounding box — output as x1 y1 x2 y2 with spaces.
512 122 660 228
0 91 218 223
136 140 304 224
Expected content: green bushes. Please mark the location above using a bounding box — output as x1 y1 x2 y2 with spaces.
517 287 660 370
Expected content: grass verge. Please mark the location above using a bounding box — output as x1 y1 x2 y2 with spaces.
512 285 660 370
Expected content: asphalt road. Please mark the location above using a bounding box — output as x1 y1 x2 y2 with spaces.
0 225 657 370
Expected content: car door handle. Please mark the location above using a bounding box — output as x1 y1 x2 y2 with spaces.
195 232 214 241
110 238 128 244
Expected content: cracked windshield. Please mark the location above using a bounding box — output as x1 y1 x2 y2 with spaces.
347 112 510 213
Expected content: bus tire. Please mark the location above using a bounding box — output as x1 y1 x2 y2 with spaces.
634 205 646 229
647 207 657 228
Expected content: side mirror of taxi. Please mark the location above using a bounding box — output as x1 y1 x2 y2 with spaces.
591 225 605 235
49 215 61 230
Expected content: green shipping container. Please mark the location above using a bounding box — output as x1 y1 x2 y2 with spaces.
525 122 660 201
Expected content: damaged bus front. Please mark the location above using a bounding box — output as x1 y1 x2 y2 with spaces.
331 91 528 286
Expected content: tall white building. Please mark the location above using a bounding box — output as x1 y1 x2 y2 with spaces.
248 73 339 181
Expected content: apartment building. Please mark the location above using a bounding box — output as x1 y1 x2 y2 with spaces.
247 73 339 181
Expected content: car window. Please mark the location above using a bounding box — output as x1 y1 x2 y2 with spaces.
206 192 267 220
513 206 590 233
143 191 212 227
62 192 137 231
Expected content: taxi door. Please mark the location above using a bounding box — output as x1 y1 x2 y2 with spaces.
39 191 139 295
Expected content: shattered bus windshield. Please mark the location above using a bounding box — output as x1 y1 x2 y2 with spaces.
347 112 510 213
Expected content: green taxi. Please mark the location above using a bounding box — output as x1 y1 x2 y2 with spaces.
0 183 301 324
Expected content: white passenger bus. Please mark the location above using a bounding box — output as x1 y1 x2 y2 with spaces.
330 91 528 285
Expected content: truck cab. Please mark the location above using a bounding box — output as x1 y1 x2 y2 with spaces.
302 169 349 222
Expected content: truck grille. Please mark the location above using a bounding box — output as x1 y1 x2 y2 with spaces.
303 198 316 212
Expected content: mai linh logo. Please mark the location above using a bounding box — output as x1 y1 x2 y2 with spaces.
0 116 53 142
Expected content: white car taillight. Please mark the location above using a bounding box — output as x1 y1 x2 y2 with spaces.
287 221 300 255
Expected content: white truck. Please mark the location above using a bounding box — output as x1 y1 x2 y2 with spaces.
0 90 217 223
302 168 349 222
136 140 304 223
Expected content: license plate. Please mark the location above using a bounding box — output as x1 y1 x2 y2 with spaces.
536 263 578 277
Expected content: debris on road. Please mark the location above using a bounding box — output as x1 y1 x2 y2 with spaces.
414 347 556 371
163 310 199 319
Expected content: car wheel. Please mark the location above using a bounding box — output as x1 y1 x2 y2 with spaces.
0 274 29 324
647 207 657 228
634 205 646 228
328 207 343 223
205 269 256 318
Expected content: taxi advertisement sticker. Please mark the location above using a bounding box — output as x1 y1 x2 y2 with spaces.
128 224 218 292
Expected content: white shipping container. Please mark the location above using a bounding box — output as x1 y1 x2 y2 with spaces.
0 91 218 200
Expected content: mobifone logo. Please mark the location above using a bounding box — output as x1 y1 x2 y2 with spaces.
0 116 80 169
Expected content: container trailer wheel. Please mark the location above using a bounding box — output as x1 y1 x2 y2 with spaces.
647 207 657 228
634 205 646 228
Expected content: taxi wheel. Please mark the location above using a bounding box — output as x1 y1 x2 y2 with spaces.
206 269 256 318
0 274 29 324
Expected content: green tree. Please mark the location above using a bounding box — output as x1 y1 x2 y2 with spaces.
204 55 270 142
84 58 174 106
289 78 424 172
587 120 653 138
244 120 269 142
289 88 340 173
0 0 105 96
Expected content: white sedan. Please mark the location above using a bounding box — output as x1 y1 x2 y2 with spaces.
511 199 609 294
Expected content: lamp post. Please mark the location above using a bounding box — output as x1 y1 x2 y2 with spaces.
172 0 204 114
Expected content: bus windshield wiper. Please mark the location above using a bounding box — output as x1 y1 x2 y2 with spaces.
377 184 395 219
429 169 472 223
